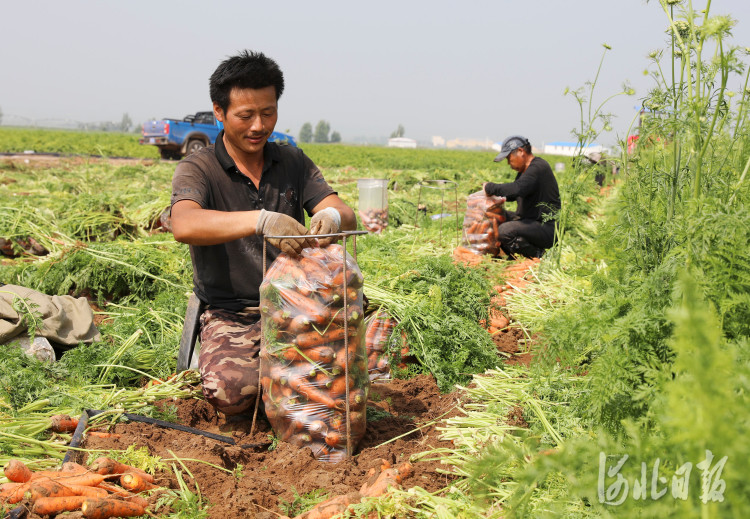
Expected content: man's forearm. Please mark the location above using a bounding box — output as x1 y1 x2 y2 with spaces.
172 206 260 246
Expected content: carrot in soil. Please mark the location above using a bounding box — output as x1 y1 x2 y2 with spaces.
81 497 147 519
3 459 32 483
119 472 157 492
50 414 79 433
32 495 87 515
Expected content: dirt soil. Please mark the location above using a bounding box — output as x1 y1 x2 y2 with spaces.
68 375 465 519
64 257 537 519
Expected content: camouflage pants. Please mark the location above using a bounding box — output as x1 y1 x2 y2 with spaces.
198 307 261 415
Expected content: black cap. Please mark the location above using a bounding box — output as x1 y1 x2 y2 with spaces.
493 135 530 162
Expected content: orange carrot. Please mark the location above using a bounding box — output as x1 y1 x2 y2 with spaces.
0 482 26 504
324 430 343 448
81 497 146 519
294 326 351 349
288 374 337 408
48 473 106 487
287 314 312 333
277 287 330 325
119 472 157 492
91 457 154 483
3 459 32 483
29 479 77 500
50 414 79 433
61 462 89 474
87 431 122 439
32 495 87 515
281 345 336 364
329 375 354 397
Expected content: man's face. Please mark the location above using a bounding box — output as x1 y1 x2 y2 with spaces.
214 85 278 157
507 148 525 172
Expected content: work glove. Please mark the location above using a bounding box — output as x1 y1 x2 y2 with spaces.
309 207 342 247
256 210 314 255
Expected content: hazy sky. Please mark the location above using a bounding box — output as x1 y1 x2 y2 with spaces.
2 1 750 147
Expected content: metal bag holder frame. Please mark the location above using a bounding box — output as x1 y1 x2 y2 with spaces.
255 230 368 458
413 179 460 247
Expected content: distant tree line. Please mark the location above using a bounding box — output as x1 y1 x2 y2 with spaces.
299 120 341 144
78 113 134 133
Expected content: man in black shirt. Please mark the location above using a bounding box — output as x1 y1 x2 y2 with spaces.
170 50 355 417
483 135 560 258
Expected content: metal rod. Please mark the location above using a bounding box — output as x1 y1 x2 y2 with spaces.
250 239 269 437
342 234 352 458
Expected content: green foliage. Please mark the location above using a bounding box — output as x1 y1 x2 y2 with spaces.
0 239 190 302
313 120 331 143
106 444 167 475
155 465 210 519
368 255 499 392
0 345 70 410
0 127 159 158
278 487 329 517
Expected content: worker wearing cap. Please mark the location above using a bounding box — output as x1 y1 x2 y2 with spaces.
483 136 560 258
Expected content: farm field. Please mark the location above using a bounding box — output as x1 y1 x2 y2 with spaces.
2 7 750 519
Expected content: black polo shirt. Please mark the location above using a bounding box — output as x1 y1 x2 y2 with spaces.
171 132 335 310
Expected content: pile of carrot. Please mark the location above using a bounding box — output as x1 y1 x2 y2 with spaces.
1 457 155 518
359 208 388 233
462 190 507 256
260 244 369 463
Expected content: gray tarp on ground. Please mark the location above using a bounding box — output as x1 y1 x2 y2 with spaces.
0 284 100 346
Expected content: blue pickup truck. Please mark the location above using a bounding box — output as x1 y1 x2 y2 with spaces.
139 111 297 160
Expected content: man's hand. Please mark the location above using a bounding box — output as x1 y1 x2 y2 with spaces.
309 207 342 247
256 210 314 255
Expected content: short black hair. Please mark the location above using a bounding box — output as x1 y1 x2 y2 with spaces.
209 50 285 113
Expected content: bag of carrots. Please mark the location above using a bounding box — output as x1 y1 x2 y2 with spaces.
462 190 507 256
364 309 412 381
259 244 369 463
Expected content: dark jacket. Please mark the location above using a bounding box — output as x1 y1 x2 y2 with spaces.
485 157 560 223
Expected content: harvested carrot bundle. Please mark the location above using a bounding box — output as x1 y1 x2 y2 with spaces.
462 190 507 257
260 245 369 462
81 497 146 519
359 208 388 233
